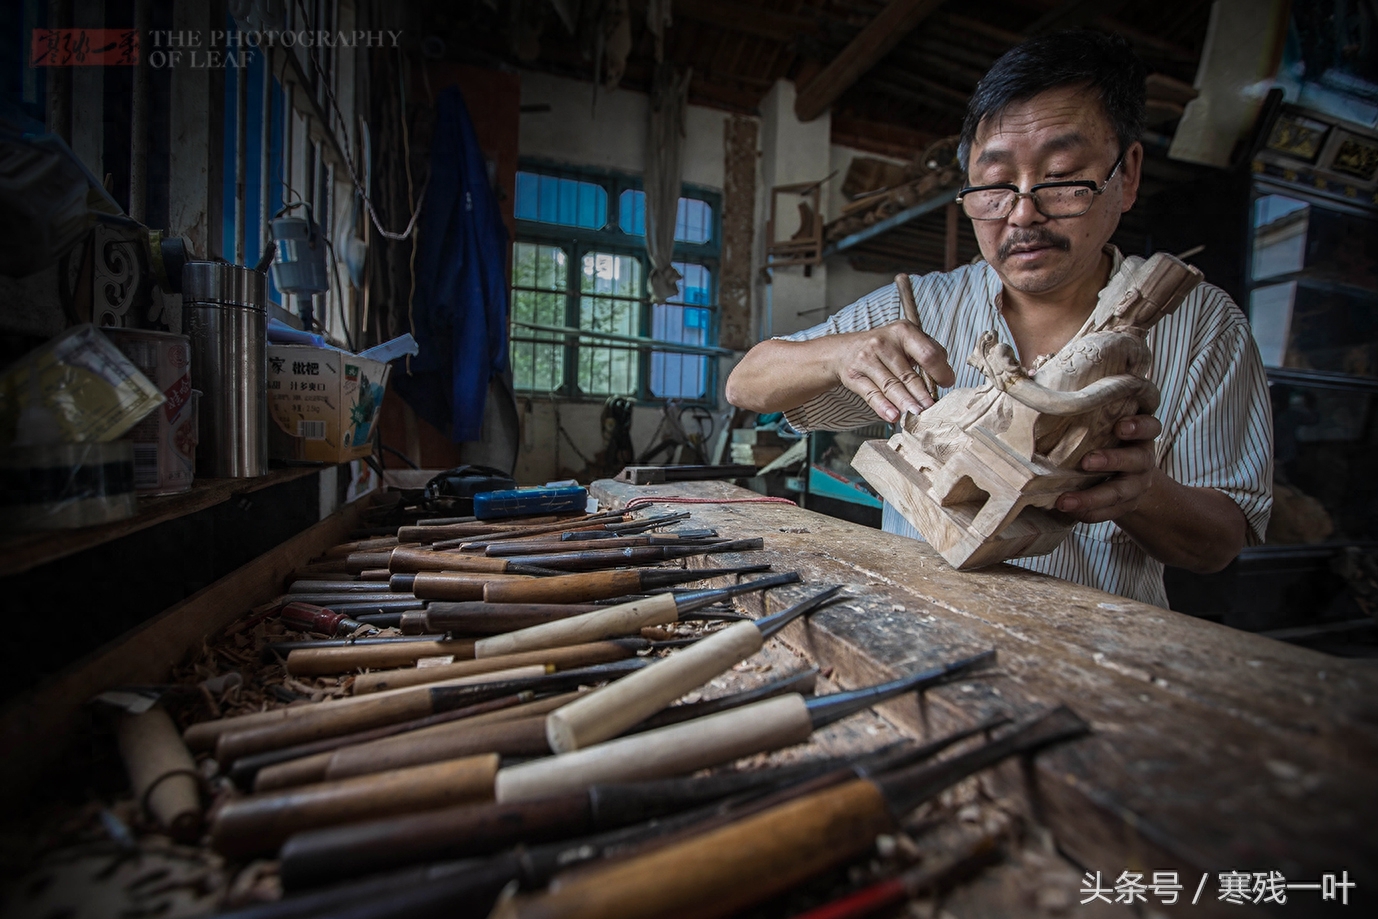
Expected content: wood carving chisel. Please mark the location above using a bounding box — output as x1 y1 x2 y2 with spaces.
488 537 764 572
490 706 1086 919
545 585 843 752
494 649 996 802
476 572 802 658
414 563 771 604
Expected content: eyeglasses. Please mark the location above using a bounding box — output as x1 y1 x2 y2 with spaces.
956 150 1126 221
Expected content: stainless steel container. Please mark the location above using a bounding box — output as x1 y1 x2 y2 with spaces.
182 262 268 478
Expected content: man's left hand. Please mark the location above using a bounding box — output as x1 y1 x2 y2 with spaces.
1054 415 1162 523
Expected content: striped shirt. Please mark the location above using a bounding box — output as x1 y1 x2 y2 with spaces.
780 248 1274 607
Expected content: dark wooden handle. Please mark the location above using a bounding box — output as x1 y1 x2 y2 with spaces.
388 547 513 574
346 550 395 574
412 571 535 601
210 753 500 859
482 570 641 604
279 793 591 891
421 601 604 635
286 638 477 676
490 780 892 919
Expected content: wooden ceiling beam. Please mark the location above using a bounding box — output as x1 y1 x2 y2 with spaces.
672 0 817 45
794 0 946 122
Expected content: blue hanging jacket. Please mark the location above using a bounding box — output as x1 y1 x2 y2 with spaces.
393 86 509 442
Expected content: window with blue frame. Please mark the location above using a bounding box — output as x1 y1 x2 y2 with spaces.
510 162 720 404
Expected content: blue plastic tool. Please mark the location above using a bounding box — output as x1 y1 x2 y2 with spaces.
473 484 589 520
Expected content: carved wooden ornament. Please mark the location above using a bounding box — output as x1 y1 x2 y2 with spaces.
852 253 1204 569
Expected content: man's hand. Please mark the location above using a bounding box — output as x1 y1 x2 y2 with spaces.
829 321 957 423
1054 415 1161 523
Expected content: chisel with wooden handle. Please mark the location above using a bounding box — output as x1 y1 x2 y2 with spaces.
483 532 718 556
275 735 942 889
310 664 815 786
396 514 608 544
228 691 544 789
439 512 682 551
494 649 995 803
413 564 769 604
204 660 650 765
411 512 627 547
476 572 801 658
399 601 600 635
545 586 842 753
491 537 764 573
489 706 1086 919
211 753 503 859
321 536 401 559
285 637 477 676
363 570 532 602
272 716 1007 907
288 579 395 593
377 547 563 575
279 602 378 637
351 636 697 694
894 272 940 403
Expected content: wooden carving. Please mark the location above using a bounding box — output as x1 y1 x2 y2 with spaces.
852 253 1204 569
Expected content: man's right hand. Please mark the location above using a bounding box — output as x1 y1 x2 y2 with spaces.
828 321 956 422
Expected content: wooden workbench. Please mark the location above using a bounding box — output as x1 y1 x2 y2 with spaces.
593 478 1378 915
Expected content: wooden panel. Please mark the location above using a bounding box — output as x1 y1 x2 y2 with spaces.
719 114 757 352
0 495 375 803
591 478 1378 913
0 466 323 578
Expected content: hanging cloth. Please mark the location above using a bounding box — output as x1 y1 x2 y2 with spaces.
393 86 510 443
645 62 692 304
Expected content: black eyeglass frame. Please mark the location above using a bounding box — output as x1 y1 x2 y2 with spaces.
956 149 1128 221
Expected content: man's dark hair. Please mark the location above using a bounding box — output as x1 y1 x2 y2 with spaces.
957 30 1147 171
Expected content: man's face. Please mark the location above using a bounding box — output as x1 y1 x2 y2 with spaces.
965 85 1142 297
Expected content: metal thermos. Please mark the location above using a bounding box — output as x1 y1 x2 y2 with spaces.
182 262 268 478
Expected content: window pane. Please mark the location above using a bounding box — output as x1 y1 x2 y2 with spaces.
619 188 646 235
1252 195 1308 281
651 261 712 399
618 190 712 244
579 251 641 395
510 242 567 391
516 171 607 230
675 198 713 244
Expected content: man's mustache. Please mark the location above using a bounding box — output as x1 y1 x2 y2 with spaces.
997 228 1071 261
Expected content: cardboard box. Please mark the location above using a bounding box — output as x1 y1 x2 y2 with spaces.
266 345 391 463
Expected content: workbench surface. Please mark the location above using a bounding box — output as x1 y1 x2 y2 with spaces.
592 479 1378 914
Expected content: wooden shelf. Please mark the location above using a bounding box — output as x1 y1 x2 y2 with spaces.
0 466 327 579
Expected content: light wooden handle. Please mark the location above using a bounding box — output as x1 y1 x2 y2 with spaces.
546 621 762 753
253 691 578 792
286 638 477 676
476 594 679 659
352 642 634 694
491 779 890 919
411 571 535 601
215 667 522 763
346 550 395 573
325 715 549 781
495 693 812 804
210 753 499 859
115 706 201 842
388 547 512 574
893 273 939 402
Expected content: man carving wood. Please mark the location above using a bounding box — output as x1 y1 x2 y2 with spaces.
725 32 1273 606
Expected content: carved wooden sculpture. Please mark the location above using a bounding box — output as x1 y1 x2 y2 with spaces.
852 253 1204 570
